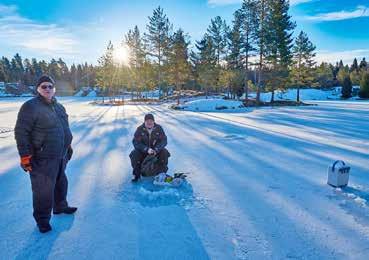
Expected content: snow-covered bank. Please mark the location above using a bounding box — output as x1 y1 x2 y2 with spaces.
176 98 247 112
248 86 360 102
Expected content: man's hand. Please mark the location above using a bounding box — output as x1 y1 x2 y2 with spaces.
147 148 156 155
20 155 32 172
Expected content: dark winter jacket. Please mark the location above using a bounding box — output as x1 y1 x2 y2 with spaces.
14 95 73 159
132 123 167 153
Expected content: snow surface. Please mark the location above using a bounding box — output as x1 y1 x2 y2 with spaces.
1 97 369 259
177 98 246 112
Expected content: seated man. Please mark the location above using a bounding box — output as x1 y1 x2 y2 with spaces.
129 113 170 182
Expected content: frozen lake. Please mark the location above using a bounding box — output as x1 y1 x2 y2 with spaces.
1 97 369 259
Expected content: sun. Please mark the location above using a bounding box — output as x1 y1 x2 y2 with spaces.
113 45 130 66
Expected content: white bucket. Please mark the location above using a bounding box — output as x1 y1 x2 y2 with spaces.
327 160 350 187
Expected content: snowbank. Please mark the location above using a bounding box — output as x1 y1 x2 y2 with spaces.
177 98 246 112
248 86 360 102
86 90 97 97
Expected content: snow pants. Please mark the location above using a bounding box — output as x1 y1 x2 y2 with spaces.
129 148 170 177
29 157 69 225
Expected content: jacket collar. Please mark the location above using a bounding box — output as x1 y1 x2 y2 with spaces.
142 123 157 132
37 94 57 105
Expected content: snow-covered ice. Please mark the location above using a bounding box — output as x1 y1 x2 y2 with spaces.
0 97 369 259
177 98 246 112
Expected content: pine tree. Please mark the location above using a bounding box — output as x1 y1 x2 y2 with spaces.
226 10 244 99
341 76 352 99
11 53 24 82
0 59 6 82
31 58 42 80
359 72 369 98
240 0 258 102
77 64 83 88
139 61 156 98
332 62 339 80
125 26 147 95
350 70 361 85
144 6 172 96
48 59 61 80
290 31 316 102
39 60 48 75
359 58 367 70
207 16 228 66
23 58 33 85
339 60 344 69
125 26 145 68
58 58 69 80
97 41 115 97
192 34 217 98
167 29 191 104
206 16 228 93
227 10 243 70
337 66 352 98
350 58 358 72
1 57 11 82
315 62 334 88
70 64 77 90
265 0 296 102
255 0 269 105
219 68 235 98
337 65 349 84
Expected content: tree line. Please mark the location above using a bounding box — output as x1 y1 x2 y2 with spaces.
0 55 96 91
1 0 369 100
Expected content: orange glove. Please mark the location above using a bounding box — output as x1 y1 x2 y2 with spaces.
20 155 32 172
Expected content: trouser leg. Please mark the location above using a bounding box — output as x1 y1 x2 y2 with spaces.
54 158 69 211
129 149 146 177
156 148 170 173
29 158 60 225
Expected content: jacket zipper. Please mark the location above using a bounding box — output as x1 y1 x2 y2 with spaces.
51 104 66 157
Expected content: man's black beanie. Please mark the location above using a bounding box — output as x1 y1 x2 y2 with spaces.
144 113 155 121
36 75 55 88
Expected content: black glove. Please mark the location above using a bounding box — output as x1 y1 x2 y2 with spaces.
67 146 73 161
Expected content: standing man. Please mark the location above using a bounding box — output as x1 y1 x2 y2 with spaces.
129 113 170 182
14 75 77 233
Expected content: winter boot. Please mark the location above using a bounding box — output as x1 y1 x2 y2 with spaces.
38 223 52 233
54 206 78 215
131 175 140 182
131 168 141 182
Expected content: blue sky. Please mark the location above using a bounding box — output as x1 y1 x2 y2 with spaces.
0 0 368 65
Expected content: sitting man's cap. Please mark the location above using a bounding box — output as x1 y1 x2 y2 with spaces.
37 75 55 88
144 113 155 121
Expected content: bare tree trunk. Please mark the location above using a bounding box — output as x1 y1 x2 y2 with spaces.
177 83 180 105
245 46 249 105
257 65 262 106
271 88 275 103
257 0 266 107
297 86 300 103
297 58 301 103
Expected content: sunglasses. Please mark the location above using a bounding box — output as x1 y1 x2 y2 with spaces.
40 84 54 90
